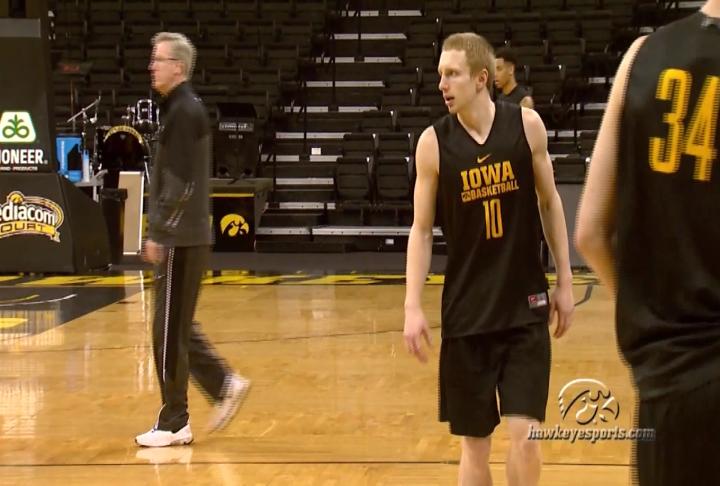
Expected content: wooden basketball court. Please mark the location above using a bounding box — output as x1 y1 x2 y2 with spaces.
0 272 634 485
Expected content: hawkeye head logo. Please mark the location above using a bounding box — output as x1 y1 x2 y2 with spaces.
220 214 249 237
558 378 620 426
0 191 64 242
0 112 37 143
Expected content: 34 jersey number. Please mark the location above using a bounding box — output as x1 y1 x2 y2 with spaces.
650 69 719 181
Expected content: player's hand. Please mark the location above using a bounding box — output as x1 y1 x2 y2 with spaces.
403 306 433 363
142 239 166 264
549 283 574 338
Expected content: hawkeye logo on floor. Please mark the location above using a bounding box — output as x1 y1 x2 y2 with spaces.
0 191 64 242
0 112 36 143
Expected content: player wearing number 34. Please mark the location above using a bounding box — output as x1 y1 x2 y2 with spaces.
576 2 720 485
403 33 574 486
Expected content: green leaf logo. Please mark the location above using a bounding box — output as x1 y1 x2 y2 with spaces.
0 112 37 143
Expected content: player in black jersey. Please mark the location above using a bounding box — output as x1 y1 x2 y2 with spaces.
404 33 574 486
495 47 534 109
577 2 720 484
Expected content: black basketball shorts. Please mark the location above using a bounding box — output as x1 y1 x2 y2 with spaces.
439 322 551 437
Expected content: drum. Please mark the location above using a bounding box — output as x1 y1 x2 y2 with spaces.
99 125 149 188
133 99 160 134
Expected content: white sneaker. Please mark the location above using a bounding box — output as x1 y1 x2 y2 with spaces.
206 375 251 433
135 424 193 447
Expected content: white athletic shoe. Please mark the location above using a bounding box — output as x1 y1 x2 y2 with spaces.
206 375 251 433
135 424 193 447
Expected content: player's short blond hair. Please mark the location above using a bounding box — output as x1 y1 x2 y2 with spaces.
442 32 495 89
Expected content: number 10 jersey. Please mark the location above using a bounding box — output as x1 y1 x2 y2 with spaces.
433 101 548 338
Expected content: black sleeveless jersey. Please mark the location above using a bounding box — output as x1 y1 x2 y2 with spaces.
497 85 531 105
434 102 548 338
616 12 720 399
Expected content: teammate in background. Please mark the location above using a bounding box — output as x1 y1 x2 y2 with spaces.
495 47 534 109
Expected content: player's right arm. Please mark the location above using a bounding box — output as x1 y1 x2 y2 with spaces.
403 126 440 363
576 36 646 296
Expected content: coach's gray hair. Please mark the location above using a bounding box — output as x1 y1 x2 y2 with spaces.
152 32 196 79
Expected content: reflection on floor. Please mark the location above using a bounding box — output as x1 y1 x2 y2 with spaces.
0 285 139 341
0 271 631 485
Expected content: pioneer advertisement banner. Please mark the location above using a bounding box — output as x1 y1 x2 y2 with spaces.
0 18 55 173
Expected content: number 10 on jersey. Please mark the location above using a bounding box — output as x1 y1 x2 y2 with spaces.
483 198 504 239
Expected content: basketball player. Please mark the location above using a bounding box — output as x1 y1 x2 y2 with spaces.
494 47 534 109
136 32 250 447
576 3 720 484
404 33 574 485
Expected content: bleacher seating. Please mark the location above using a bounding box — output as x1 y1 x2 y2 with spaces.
48 0 699 251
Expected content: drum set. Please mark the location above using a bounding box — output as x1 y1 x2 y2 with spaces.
65 97 162 190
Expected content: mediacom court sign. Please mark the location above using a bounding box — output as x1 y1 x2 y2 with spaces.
0 111 49 172
0 191 64 242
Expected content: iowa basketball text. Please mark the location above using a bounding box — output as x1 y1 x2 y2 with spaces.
459 160 519 203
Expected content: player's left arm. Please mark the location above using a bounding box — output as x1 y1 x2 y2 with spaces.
520 95 534 110
523 107 573 338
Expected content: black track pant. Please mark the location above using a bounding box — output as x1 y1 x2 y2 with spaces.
152 245 231 432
